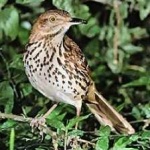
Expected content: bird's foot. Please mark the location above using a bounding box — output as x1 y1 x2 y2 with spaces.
67 135 80 148
30 116 47 138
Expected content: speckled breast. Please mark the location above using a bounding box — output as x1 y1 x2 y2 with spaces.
24 39 90 105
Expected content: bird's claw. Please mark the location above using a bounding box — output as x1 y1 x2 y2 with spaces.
30 117 47 138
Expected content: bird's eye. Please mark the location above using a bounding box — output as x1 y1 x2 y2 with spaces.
49 16 56 22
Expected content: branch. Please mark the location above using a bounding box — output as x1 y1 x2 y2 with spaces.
0 112 55 137
82 0 121 7
0 112 32 122
130 119 150 130
82 0 140 11
113 0 121 64
0 112 59 149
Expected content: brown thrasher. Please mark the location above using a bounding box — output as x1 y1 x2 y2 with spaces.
24 9 135 134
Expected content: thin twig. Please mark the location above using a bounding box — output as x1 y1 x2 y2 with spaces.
127 65 146 72
0 50 11 79
0 112 32 122
82 0 122 7
77 138 95 146
113 0 121 65
130 119 150 124
0 50 19 98
82 0 141 11
0 111 60 149
64 129 68 150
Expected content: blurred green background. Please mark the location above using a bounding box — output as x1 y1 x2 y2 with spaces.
0 0 150 149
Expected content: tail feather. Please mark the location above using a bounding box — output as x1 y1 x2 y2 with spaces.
87 84 135 134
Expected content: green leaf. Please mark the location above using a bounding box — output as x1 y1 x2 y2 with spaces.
9 128 15 150
20 83 32 96
18 22 30 45
0 7 19 40
139 1 150 20
129 134 139 142
140 104 150 118
0 120 16 130
129 27 148 39
46 117 65 129
0 0 7 9
132 107 142 120
122 76 150 87
68 129 84 137
66 114 90 129
105 49 125 73
52 0 74 14
0 28 3 41
95 126 111 150
106 27 114 42
52 0 90 19
132 104 150 119
113 135 139 149
113 137 130 148
119 2 128 19
9 54 24 70
79 17 100 38
141 131 150 140
99 26 107 40
122 44 143 54
84 37 100 56
113 148 138 150
99 126 111 137
119 26 131 45
0 81 14 113
46 106 66 129
46 105 66 120
16 0 44 4
96 137 109 150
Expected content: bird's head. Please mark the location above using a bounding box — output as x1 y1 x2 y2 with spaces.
30 10 86 41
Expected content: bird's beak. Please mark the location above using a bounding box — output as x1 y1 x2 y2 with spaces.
70 18 87 25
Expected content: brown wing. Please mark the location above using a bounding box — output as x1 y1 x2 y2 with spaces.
63 36 90 74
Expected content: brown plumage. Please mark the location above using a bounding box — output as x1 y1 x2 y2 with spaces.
24 9 135 134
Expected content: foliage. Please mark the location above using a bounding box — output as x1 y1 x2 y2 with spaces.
0 0 150 149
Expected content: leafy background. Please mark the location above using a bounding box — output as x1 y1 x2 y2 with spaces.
0 0 150 149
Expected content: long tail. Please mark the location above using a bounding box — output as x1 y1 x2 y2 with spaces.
86 83 135 134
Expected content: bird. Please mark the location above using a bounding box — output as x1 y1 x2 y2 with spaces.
23 9 135 134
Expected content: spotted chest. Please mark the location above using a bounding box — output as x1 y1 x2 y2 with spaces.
24 39 90 106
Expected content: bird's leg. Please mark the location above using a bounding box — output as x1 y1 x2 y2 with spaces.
70 107 82 148
30 103 58 136
43 103 58 118
75 106 81 130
